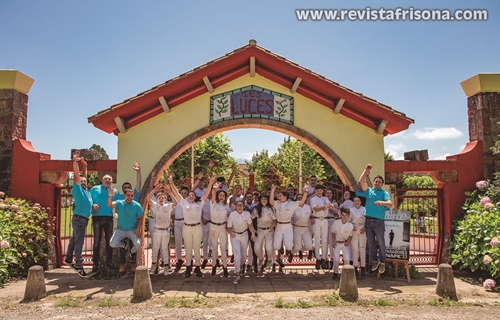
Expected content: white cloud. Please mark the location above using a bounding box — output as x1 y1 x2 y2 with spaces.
385 142 406 160
414 127 464 141
433 153 452 160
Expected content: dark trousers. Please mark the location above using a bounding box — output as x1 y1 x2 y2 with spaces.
92 216 114 267
120 239 137 264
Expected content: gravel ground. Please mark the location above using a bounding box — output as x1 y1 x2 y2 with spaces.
1 295 499 320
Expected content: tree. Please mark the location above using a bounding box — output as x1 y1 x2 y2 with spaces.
87 144 110 188
385 151 395 161
245 137 340 192
170 133 237 185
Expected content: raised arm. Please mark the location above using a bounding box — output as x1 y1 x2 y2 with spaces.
358 164 372 191
107 186 116 208
167 170 182 203
202 176 216 203
211 186 217 204
269 184 276 207
72 151 82 185
133 162 142 193
164 184 177 207
146 184 162 206
192 171 204 190
298 184 308 207
80 156 87 180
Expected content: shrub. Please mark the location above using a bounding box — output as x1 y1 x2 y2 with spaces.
0 192 54 285
450 180 500 292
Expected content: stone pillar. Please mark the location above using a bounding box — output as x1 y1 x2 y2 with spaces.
0 70 34 195
461 74 500 180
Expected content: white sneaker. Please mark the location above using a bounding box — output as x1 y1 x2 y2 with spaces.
233 275 240 285
378 263 386 274
150 263 157 274
164 266 170 276
371 260 380 272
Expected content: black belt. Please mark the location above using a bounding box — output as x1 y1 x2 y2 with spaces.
293 225 309 228
326 217 334 219
366 217 381 221
234 229 248 234
211 221 226 226
258 226 271 230
184 222 201 227
278 221 291 224
155 227 170 231
73 214 89 220
313 216 327 220
175 218 184 221
336 240 345 243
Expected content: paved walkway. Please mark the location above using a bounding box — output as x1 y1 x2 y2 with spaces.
1 266 499 304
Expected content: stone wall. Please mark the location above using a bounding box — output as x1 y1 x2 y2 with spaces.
467 92 500 179
0 89 28 194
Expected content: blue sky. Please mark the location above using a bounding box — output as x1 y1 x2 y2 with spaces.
1 0 499 163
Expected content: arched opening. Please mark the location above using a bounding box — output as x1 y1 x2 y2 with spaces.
139 118 357 201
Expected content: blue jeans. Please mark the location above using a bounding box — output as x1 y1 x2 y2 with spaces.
66 215 89 269
92 216 114 267
365 218 386 264
110 229 141 254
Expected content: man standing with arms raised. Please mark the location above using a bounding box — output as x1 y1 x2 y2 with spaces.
356 164 392 274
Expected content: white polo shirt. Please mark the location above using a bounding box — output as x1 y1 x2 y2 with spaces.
227 210 252 233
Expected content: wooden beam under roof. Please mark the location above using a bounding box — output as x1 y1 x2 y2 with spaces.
290 77 302 93
376 119 389 134
250 56 255 77
203 76 214 93
114 116 127 133
158 96 170 113
333 98 345 114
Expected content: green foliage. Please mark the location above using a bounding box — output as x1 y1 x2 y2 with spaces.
384 151 395 161
171 133 237 183
450 201 500 278
87 144 110 188
375 299 395 306
246 137 339 192
398 174 438 222
54 296 83 308
0 195 53 285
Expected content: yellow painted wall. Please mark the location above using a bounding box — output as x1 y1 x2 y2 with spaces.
116 73 385 190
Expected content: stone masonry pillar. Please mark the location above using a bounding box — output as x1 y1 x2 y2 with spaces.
0 70 34 195
461 73 500 180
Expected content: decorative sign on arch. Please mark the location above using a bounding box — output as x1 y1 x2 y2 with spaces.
210 85 294 125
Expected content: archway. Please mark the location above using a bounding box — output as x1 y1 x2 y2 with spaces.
138 118 357 201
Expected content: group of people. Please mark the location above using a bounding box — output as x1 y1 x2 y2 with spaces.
65 153 392 284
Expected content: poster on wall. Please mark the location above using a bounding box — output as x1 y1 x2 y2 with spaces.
384 210 411 260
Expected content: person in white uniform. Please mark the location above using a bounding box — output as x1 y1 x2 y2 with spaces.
325 188 340 270
172 185 189 271
192 172 211 269
210 188 231 277
349 196 367 277
226 201 257 284
269 184 307 271
252 194 277 271
331 207 354 280
290 193 313 261
310 185 333 270
145 183 176 275
171 174 216 278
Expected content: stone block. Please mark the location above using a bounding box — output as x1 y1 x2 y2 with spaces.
23 265 46 301
435 263 457 300
132 266 152 301
339 265 358 301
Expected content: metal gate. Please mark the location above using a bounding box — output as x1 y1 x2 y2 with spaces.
395 187 444 265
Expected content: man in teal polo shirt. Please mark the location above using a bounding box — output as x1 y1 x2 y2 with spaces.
64 151 93 277
107 187 144 257
356 164 392 274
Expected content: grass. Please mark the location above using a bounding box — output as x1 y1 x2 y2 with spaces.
164 294 208 308
428 297 465 307
96 297 121 307
323 292 340 306
54 296 83 308
375 299 396 306
274 297 313 309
